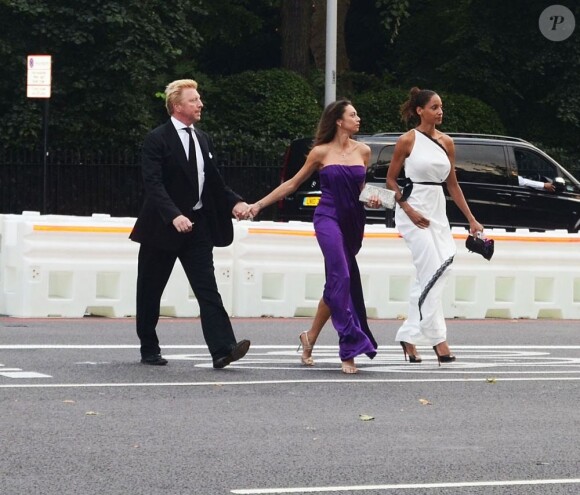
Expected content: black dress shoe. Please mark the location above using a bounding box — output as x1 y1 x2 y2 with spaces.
213 340 251 369
140 354 168 366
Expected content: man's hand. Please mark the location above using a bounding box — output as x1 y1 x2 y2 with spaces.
544 182 556 193
172 214 193 233
232 201 251 220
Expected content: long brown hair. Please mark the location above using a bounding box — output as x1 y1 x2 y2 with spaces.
313 99 352 146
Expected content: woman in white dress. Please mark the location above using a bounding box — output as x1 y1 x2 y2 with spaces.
386 87 483 365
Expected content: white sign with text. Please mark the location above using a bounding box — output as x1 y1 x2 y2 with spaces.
27 55 52 98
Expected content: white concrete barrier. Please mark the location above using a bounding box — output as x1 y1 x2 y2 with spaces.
232 221 580 320
232 221 325 317
0 212 233 318
445 228 580 320
1 214 579 319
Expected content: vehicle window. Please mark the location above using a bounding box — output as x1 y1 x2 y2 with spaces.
368 145 394 180
514 148 556 182
454 144 508 184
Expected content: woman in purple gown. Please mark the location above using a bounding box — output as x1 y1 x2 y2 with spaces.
247 100 378 373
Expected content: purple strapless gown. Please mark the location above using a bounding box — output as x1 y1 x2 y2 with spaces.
313 165 378 361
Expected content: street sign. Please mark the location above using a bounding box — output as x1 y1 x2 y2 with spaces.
27 55 52 98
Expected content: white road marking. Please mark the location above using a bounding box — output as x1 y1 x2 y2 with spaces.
2 376 580 389
1 345 578 383
0 345 579 349
0 371 51 378
0 365 52 379
231 478 580 494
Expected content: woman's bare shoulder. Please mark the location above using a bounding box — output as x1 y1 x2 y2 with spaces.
398 129 415 143
437 133 455 154
395 129 415 152
357 141 371 153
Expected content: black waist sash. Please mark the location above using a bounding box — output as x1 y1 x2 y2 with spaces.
400 179 444 202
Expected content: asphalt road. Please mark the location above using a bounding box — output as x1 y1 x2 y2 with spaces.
1 317 579 495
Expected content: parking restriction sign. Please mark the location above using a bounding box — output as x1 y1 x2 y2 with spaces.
27 55 52 98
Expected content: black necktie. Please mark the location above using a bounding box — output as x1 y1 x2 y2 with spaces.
183 127 199 204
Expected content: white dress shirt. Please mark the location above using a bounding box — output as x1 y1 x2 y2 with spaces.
171 116 205 209
518 176 545 191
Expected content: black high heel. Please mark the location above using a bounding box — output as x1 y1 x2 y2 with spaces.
433 343 456 366
399 341 422 363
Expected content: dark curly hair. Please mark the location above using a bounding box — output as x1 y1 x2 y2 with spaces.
400 87 437 125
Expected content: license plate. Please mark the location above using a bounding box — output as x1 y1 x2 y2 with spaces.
303 196 320 206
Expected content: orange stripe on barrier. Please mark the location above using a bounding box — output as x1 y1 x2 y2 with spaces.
247 227 579 243
33 225 132 234
247 228 316 237
31 225 580 243
363 232 402 239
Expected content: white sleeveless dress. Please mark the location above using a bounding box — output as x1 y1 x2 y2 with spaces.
394 130 456 346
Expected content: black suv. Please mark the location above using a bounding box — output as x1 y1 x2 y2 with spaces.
276 133 580 233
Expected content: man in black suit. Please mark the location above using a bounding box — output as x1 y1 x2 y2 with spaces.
130 79 251 368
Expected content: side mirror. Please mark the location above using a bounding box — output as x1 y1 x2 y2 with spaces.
554 177 566 192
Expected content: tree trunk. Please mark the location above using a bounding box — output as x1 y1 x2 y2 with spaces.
280 0 312 76
310 0 351 73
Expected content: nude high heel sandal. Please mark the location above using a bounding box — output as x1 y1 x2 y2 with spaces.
297 331 314 366
341 361 358 374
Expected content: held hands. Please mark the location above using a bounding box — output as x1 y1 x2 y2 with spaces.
232 201 252 220
246 201 264 220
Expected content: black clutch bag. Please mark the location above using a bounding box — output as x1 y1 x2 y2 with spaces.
465 234 494 260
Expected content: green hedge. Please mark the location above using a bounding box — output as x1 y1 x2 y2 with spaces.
201 68 321 155
198 74 507 156
353 87 506 135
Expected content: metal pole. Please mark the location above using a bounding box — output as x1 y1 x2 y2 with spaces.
42 99 49 213
324 0 337 107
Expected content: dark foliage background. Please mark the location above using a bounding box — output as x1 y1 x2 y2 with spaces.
0 0 578 216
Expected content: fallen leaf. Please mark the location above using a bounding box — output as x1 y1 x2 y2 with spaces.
486 377 497 384
359 414 375 421
418 398 432 406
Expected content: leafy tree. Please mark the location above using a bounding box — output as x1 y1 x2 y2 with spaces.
391 0 580 159
0 0 203 150
194 0 281 75
200 68 321 154
354 87 505 135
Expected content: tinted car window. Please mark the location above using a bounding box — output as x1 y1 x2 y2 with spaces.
367 145 394 181
454 144 507 184
514 147 556 181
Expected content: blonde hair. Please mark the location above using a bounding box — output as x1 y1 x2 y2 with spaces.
165 79 198 115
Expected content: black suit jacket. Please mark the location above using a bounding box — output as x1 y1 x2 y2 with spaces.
130 120 242 250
